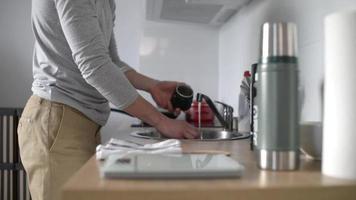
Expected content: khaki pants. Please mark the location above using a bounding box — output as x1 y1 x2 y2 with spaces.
18 95 101 200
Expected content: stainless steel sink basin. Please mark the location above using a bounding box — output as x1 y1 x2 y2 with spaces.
130 128 250 141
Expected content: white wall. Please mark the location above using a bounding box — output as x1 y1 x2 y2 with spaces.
219 0 356 122
102 0 220 141
140 21 220 100
115 0 220 101
115 0 144 70
0 0 33 107
5 0 347 140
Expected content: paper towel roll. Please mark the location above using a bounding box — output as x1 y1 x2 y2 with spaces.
323 10 356 180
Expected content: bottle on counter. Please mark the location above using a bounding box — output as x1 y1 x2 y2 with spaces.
238 70 251 133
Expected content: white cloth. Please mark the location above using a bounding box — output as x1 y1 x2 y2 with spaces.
96 139 182 160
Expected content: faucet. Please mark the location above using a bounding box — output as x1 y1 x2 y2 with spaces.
196 93 234 131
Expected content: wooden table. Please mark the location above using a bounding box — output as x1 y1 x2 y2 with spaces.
62 134 356 200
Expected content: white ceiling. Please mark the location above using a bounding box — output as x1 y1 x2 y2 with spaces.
146 0 251 27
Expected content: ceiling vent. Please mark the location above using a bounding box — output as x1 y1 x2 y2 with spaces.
146 0 250 26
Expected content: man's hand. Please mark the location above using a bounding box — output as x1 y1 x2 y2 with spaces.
123 71 198 138
155 117 199 139
149 81 181 113
124 96 199 139
124 71 184 114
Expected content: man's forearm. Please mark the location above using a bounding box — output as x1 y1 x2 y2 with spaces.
123 95 165 127
124 70 159 93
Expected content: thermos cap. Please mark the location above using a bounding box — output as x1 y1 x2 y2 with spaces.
260 22 298 58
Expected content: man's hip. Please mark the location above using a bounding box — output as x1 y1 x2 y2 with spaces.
18 95 101 200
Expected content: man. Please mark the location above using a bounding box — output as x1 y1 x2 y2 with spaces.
17 0 199 200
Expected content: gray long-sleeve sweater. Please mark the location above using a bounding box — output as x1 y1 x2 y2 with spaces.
31 0 139 125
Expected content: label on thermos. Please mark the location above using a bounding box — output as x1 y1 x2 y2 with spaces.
252 70 258 147
253 105 258 146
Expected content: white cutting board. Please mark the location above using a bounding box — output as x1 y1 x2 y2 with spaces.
100 153 244 179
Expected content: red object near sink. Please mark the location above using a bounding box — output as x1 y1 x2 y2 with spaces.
185 100 214 126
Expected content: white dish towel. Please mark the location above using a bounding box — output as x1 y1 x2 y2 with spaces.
96 139 182 160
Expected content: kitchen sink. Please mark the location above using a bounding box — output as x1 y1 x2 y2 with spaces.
130 128 250 141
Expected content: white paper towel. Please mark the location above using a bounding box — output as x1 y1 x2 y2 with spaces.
323 10 356 180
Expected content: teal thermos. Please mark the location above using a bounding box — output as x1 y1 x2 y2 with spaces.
255 22 299 170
